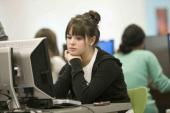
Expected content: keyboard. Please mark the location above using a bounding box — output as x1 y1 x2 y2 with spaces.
26 98 81 109
52 99 82 106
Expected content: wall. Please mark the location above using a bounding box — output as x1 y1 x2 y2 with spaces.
0 0 146 52
146 0 170 36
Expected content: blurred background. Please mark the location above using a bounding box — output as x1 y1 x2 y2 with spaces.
0 0 169 52
1 1 170 112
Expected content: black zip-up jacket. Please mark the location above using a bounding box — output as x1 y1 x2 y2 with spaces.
54 47 130 104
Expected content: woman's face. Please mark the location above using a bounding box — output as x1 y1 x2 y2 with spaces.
66 33 90 56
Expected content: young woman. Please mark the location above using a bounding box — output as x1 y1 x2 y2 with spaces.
114 24 170 113
54 10 129 104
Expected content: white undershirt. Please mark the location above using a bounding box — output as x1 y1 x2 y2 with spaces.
83 48 98 84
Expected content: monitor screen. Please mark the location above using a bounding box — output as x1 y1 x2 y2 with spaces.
168 33 170 49
0 38 54 99
97 40 114 55
144 35 170 78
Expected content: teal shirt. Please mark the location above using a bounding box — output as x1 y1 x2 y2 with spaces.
115 50 170 113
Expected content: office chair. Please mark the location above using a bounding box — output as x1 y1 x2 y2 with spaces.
127 87 147 113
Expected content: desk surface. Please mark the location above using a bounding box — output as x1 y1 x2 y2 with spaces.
42 102 131 113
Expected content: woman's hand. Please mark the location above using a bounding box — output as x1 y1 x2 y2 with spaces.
64 50 82 62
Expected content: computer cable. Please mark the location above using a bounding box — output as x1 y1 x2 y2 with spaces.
0 90 11 99
0 90 11 111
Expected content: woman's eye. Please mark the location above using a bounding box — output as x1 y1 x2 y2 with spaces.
76 36 83 40
67 35 72 39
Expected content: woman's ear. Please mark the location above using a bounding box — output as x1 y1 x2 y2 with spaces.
90 36 96 46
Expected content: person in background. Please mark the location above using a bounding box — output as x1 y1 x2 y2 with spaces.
54 10 129 106
35 28 66 83
0 22 8 41
114 24 170 113
62 43 67 62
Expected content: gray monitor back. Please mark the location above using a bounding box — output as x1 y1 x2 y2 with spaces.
144 35 170 78
0 38 54 99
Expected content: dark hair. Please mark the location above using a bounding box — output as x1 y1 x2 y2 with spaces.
34 28 60 56
0 22 8 41
65 10 101 45
118 24 146 54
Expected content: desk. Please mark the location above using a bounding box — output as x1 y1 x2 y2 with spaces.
42 102 131 113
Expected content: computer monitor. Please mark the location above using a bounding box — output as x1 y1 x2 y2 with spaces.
0 38 54 99
0 47 20 109
97 40 114 55
168 33 170 49
144 35 170 78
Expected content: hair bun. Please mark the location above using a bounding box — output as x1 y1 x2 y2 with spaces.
83 10 101 25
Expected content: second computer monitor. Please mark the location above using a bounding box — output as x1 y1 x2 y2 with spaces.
97 40 114 55
0 47 20 108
